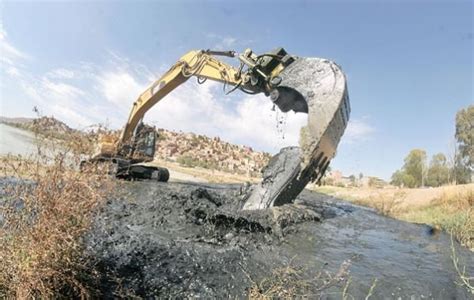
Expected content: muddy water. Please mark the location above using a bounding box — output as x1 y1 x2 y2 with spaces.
85 181 473 299
288 192 473 299
0 123 37 156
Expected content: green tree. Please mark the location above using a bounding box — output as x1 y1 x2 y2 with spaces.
349 175 356 183
368 176 386 188
391 170 404 187
453 154 471 184
177 155 198 168
391 169 416 188
402 149 427 187
454 105 473 183
426 153 449 187
391 149 427 188
455 105 474 168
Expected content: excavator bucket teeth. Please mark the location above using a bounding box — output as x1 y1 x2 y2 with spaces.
243 57 350 210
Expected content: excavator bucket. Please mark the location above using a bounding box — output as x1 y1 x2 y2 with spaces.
243 57 350 210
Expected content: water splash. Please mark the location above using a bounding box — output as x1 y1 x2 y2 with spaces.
274 108 288 141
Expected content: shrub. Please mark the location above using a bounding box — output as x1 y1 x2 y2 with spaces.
0 123 113 298
249 260 352 299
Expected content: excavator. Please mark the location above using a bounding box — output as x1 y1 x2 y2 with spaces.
84 47 350 210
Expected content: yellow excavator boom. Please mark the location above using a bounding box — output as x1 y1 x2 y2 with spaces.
121 50 247 144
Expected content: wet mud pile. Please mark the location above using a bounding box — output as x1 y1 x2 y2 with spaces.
85 182 325 298
85 181 473 299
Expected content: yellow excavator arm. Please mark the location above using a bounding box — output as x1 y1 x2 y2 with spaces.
121 50 246 144
90 47 351 210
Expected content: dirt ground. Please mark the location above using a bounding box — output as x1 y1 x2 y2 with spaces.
150 159 261 184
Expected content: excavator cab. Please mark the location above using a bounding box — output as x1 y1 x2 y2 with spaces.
83 123 169 182
127 123 157 163
113 123 169 181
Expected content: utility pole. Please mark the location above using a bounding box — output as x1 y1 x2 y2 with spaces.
421 159 428 188
421 162 425 187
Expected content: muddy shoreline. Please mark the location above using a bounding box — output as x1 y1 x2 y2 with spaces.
83 181 473 299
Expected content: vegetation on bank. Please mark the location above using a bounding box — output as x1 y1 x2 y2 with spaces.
177 155 220 170
0 125 113 298
398 188 472 240
248 259 383 299
248 260 353 299
315 184 474 251
314 184 473 294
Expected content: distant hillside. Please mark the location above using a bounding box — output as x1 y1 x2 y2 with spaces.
155 129 271 177
1 116 75 136
0 116 35 124
31 116 75 134
1 116 271 176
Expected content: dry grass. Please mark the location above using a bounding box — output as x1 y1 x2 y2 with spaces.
398 188 473 250
0 127 113 298
351 191 406 216
247 259 380 299
450 235 474 295
247 260 352 299
314 184 474 251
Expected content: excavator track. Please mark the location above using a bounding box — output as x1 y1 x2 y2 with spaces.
243 57 350 210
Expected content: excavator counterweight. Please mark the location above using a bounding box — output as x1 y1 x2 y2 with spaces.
85 48 350 210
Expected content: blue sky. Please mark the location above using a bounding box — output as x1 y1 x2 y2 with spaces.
0 0 472 180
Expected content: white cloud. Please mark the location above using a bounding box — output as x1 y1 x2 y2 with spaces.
215 37 237 50
0 23 29 65
1 24 29 85
41 78 85 99
49 103 93 126
6 66 21 77
0 56 14 66
20 77 95 126
342 118 375 144
222 94 308 152
206 33 238 50
97 71 145 107
0 25 103 126
145 79 308 152
2 41 29 61
46 68 75 79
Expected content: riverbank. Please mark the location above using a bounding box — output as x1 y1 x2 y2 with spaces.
313 184 474 251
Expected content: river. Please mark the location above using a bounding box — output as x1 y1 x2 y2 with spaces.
0 123 38 157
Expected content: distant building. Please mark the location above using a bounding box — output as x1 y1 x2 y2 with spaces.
324 170 387 188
